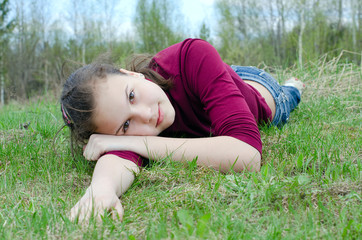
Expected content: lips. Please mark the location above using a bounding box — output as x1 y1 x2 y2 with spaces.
156 104 164 127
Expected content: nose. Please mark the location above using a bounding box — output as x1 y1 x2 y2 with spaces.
132 104 152 124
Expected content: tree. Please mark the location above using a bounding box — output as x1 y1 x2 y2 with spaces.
0 0 13 105
216 0 259 64
198 21 211 42
350 0 360 63
134 0 184 53
298 0 306 68
275 0 288 62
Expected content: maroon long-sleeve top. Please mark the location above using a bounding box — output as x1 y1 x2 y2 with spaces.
106 39 272 166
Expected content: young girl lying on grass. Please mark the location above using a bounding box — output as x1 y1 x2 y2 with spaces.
60 38 305 222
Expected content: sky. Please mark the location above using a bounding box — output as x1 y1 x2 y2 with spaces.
43 0 217 38
115 0 217 37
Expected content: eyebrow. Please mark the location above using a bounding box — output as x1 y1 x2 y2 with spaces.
114 84 129 135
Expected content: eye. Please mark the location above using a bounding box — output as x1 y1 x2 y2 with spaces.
123 120 130 133
129 90 135 103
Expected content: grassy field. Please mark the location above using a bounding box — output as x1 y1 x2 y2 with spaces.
0 56 361 239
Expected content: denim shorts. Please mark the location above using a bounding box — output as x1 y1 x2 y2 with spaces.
231 66 301 127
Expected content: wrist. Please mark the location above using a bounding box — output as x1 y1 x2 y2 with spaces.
126 136 148 153
86 183 116 197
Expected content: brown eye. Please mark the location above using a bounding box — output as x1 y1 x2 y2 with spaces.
123 120 130 133
129 90 135 103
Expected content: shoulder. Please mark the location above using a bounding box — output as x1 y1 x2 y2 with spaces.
155 38 215 60
152 38 216 78
180 38 213 49
179 38 217 57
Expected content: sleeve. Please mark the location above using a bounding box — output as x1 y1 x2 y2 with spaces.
103 151 143 167
180 39 262 154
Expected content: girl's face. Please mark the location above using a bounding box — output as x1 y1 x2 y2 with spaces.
93 72 175 136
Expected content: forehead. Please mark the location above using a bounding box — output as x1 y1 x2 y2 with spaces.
92 74 128 133
94 74 126 101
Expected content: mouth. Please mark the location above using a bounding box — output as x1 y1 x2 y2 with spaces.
156 104 164 127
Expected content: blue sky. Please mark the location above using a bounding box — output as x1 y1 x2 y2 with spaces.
116 0 217 37
11 0 217 39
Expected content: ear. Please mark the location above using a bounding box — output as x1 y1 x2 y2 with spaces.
119 68 145 78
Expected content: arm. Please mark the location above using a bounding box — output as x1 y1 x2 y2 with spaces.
83 134 260 172
70 154 139 222
132 135 260 172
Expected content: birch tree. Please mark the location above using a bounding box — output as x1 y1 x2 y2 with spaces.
350 0 359 62
297 0 306 68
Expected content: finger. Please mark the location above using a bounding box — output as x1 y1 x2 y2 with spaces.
69 210 76 221
78 198 95 223
91 152 99 161
83 149 96 161
78 204 92 224
96 212 104 223
83 147 98 161
70 204 80 221
83 139 95 160
82 145 89 159
111 202 124 221
92 151 100 161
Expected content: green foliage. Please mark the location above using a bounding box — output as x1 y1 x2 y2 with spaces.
0 0 13 36
134 0 184 53
215 0 362 67
198 21 211 43
0 0 361 102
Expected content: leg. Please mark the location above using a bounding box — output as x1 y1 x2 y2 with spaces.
282 85 301 115
244 80 276 120
231 66 303 127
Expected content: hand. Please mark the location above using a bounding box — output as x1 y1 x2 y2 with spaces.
83 134 127 161
70 187 124 223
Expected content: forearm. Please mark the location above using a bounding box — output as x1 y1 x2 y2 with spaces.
89 154 139 197
128 136 261 172
71 155 138 222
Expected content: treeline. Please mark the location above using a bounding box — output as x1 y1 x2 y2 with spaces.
0 0 360 103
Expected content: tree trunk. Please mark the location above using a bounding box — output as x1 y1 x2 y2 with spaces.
0 50 3 106
277 0 286 62
0 66 4 106
269 0 276 58
82 43 85 64
350 0 357 62
298 7 305 68
337 0 343 31
0 78 4 106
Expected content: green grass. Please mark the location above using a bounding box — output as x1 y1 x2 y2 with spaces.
0 57 361 239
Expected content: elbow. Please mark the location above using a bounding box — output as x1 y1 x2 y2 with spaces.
232 149 261 173
220 137 262 173
250 152 261 172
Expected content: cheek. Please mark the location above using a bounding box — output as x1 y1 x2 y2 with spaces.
128 124 159 136
145 83 163 99
93 113 119 135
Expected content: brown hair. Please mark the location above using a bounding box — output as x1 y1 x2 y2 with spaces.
126 54 173 90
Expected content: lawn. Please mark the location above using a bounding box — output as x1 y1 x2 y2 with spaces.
0 56 361 239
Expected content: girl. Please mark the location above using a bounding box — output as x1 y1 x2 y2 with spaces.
60 38 304 222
